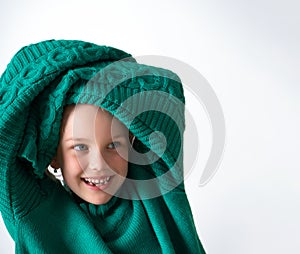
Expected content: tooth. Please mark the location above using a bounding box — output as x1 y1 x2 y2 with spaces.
106 177 110 181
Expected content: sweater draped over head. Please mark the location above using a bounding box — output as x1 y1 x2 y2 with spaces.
0 40 205 253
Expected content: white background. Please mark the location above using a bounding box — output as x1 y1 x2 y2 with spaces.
0 0 299 253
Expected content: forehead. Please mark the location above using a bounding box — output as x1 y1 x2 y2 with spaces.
61 104 127 139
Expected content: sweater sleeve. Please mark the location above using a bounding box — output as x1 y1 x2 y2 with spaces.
0 40 67 235
0 102 45 238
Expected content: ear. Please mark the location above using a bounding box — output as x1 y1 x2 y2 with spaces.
50 157 61 170
129 132 136 146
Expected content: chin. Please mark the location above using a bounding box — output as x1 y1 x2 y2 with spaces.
89 196 113 205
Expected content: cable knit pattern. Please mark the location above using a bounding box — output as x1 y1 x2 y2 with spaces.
0 39 205 253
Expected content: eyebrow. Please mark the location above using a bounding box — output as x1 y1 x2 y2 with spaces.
64 134 127 142
64 138 91 142
112 134 127 139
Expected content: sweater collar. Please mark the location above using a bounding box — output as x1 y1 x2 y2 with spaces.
79 196 120 217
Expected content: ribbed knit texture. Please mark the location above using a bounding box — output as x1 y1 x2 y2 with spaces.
0 39 205 253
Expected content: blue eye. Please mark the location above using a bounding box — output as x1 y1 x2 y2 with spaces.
107 142 120 149
74 144 88 151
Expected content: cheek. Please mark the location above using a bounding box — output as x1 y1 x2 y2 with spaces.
60 154 83 177
111 155 128 176
120 161 128 176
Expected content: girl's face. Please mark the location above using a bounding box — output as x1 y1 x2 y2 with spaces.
54 104 129 205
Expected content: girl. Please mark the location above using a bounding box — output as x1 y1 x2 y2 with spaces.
0 39 206 253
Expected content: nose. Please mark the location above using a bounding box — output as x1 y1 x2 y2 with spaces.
88 150 109 172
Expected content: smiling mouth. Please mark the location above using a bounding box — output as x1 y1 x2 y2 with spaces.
81 176 112 187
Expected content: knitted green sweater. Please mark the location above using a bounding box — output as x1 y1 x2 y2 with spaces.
0 40 205 254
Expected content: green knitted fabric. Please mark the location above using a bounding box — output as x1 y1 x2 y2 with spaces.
0 40 205 253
